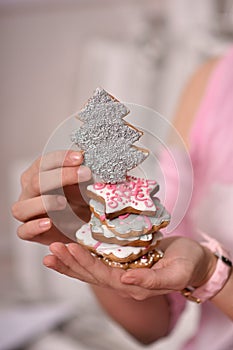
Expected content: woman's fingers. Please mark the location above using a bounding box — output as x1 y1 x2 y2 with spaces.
67 243 120 286
17 218 52 240
48 242 99 284
21 165 91 199
19 150 90 200
67 243 116 286
26 150 83 174
46 243 166 300
43 255 69 273
65 243 144 297
51 242 123 288
12 195 67 222
121 257 190 292
17 219 71 244
39 150 84 171
39 165 91 192
121 268 166 289
20 150 83 190
43 255 82 280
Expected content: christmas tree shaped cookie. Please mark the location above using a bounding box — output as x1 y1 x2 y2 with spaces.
71 87 149 183
72 88 170 269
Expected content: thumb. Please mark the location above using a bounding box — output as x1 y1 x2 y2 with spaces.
121 263 177 290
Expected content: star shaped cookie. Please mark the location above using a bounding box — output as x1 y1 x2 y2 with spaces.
87 176 159 219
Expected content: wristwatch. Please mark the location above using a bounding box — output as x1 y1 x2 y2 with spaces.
181 232 232 303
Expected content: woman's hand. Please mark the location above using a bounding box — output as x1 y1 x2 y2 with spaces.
11 150 92 245
43 242 161 299
121 236 217 297
43 236 217 300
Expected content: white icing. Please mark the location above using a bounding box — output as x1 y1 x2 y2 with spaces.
87 176 159 216
90 197 170 236
90 214 153 242
76 223 162 259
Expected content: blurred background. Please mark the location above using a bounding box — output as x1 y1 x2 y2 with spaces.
1 0 233 349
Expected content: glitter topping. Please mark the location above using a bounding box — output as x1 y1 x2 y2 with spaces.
71 87 149 183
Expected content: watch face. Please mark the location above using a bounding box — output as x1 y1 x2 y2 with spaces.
221 255 232 267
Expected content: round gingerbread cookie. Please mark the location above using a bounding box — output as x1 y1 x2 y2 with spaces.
100 249 164 270
76 223 161 263
90 214 157 247
89 197 170 238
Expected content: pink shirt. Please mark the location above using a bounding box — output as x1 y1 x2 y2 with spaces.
162 47 233 349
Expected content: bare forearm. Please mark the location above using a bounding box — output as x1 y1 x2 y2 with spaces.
91 285 170 344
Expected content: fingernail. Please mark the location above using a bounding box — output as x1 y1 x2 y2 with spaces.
69 152 83 163
56 195 67 208
39 219 51 228
77 165 92 182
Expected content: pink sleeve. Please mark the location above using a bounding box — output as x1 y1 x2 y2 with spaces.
158 46 233 332
189 46 233 186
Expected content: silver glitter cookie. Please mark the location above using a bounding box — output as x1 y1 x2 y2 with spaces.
71 120 142 149
71 87 149 183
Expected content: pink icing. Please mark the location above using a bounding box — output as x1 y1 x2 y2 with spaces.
93 183 106 190
93 241 102 249
143 215 153 230
89 176 157 213
119 213 130 219
76 223 162 259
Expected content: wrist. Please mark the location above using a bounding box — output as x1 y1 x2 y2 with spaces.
191 245 218 288
181 232 232 303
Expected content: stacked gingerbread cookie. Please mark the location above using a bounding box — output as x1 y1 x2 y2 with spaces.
71 88 170 269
